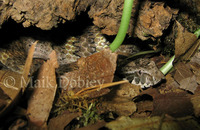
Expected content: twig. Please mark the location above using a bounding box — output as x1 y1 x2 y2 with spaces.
74 80 129 96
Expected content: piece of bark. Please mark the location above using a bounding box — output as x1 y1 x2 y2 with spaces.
1 0 177 41
88 0 138 36
26 50 59 128
134 1 178 40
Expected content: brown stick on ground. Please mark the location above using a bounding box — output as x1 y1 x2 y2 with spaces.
26 50 59 128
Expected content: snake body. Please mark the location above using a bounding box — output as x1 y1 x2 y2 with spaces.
0 26 164 88
0 26 139 74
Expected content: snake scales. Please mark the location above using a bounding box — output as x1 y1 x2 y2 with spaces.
0 26 139 74
0 26 163 88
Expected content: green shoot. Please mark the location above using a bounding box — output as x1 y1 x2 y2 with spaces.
159 55 175 75
194 28 200 38
109 0 134 52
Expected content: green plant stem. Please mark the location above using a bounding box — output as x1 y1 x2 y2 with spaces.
125 49 161 60
160 27 200 75
160 55 175 75
194 28 200 38
109 0 134 52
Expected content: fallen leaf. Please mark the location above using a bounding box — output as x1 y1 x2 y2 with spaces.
152 92 193 117
174 62 198 93
48 111 81 130
165 74 180 90
99 83 139 116
22 41 38 84
0 42 37 118
190 86 200 117
136 100 153 114
189 49 200 84
138 87 193 117
101 97 137 116
76 120 106 130
175 21 199 61
26 50 59 128
181 39 200 61
112 83 141 99
60 48 117 98
190 43 200 65
0 99 7 111
105 116 200 130
8 118 27 130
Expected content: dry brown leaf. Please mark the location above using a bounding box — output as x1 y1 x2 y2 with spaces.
175 21 199 61
190 63 200 84
8 118 27 130
165 74 180 89
76 120 106 130
101 97 137 116
98 83 140 116
60 48 117 98
191 95 200 118
112 83 141 99
190 86 200 117
22 41 38 84
0 42 37 118
138 87 193 117
152 92 193 117
136 100 153 114
174 63 198 93
105 116 200 130
190 43 200 65
181 39 200 61
48 111 81 130
26 50 59 128
0 99 7 111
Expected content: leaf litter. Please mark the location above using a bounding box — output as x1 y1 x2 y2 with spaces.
1 2 200 129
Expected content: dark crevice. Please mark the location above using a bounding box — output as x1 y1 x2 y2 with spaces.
0 11 93 47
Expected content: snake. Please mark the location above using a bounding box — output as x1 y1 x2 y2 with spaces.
0 25 163 88
0 26 139 73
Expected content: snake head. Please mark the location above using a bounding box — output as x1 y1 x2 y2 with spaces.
121 58 165 88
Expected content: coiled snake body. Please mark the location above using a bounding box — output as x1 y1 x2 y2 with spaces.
0 26 139 74
0 26 164 88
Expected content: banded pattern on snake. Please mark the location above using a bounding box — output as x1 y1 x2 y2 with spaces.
0 26 139 74
0 25 164 88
